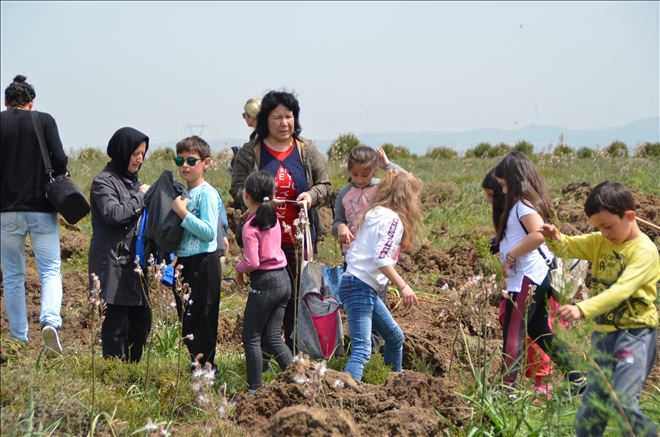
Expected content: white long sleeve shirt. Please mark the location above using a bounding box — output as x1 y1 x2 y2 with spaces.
345 206 403 292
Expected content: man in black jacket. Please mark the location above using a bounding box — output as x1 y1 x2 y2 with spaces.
0 75 68 356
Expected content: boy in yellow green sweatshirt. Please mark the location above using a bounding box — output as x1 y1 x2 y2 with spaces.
540 181 658 437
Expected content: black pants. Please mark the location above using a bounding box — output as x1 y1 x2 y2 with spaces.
101 304 152 363
502 273 575 385
243 268 293 390
173 251 221 368
282 244 300 351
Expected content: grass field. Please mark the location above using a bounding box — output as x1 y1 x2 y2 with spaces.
1 152 658 436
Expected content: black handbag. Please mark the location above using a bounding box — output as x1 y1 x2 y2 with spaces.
31 112 90 224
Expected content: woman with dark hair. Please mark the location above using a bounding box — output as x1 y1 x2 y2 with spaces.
89 127 151 363
1 75 68 356
230 90 330 351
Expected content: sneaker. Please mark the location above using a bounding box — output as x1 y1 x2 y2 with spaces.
567 372 587 396
42 325 62 357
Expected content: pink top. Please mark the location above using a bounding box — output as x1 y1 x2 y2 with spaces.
236 212 288 274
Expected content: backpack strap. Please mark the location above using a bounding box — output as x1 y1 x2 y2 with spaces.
515 203 555 267
30 111 55 181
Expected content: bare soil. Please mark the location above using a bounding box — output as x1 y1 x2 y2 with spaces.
234 364 465 436
2 185 659 434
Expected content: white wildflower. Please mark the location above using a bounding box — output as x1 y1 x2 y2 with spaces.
293 373 309 385
314 360 327 378
332 379 345 389
145 417 158 432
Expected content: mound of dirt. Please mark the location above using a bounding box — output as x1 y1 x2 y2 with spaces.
266 405 359 437
390 286 500 378
60 230 89 260
556 182 660 240
218 313 244 348
233 363 465 435
19 227 89 262
0 268 90 354
397 244 480 290
421 181 457 209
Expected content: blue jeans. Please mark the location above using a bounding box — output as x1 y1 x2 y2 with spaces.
576 328 658 437
337 274 404 382
1 212 62 341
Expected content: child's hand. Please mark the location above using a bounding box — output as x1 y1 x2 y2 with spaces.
223 237 229 253
558 304 582 323
337 224 355 246
172 195 188 219
400 284 418 308
376 147 390 168
540 223 561 241
502 260 512 279
235 270 246 288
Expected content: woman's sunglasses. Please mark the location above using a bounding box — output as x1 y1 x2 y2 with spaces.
174 156 202 167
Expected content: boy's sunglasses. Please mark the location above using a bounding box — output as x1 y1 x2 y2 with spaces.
174 156 202 167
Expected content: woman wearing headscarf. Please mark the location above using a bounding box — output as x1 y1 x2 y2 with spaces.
230 90 330 351
89 127 151 362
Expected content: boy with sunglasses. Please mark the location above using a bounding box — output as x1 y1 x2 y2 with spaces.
171 136 225 369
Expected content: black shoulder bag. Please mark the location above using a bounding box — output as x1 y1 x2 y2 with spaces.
31 111 90 224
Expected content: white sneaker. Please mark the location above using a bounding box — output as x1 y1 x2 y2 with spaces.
42 325 62 357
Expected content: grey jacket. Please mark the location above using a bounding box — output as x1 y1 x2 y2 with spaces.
229 136 331 235
88 170 146 306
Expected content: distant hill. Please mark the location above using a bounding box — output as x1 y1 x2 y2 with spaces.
317 117 660 155
152 117 659 156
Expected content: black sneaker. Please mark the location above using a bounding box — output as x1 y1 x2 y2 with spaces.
42 325 62 357
568 372 587 396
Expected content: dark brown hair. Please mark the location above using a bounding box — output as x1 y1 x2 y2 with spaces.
494 152 552 242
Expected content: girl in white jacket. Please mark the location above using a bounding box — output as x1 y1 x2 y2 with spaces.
337 170 422 382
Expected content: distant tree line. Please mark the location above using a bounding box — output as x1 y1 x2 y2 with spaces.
324 133 659 161
71 134 659 161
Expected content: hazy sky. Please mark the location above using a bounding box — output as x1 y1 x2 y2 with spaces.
1 1 658 150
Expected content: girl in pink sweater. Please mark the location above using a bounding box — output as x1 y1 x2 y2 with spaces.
236 171 292 393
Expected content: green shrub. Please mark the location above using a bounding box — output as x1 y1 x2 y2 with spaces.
425 146 457 160
606 140 628 158
576 146 595 159
634 142 660 158
361 352 390 385
149 147 176 160
512 140 534 155
487 143 510 157
327 133 361 161
381 143 412 161
553 144 575 156
465 142 492 158
77 147 105 160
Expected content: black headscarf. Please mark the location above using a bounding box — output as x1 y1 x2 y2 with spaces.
105 127 149 185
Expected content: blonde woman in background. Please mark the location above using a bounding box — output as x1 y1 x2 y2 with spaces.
230 98 262 177
242 98 261 141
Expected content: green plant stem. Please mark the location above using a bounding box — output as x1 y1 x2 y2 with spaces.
90 310 96 427
170 307 185 420
140 276 153 390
